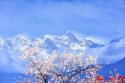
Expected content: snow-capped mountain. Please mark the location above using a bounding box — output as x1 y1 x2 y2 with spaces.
0 32 125 82
3 31 125 63
40 31 104 51
1 31 125 64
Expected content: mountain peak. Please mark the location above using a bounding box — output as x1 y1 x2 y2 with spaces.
64 31 78 41
64 31 74 36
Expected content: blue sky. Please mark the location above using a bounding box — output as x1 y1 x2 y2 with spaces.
0 0 125 73
0 0 125 39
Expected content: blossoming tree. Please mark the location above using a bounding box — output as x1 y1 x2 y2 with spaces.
6 35 101 83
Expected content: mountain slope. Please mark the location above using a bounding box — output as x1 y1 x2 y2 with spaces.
100 57 125 76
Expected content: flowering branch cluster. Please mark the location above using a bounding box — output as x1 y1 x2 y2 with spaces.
6 35 101 83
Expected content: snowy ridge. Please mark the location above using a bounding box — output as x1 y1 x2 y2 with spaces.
0 31 125 64
38 31 104 51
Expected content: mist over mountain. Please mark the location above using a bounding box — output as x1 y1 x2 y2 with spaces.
0 31 125 82
0 31 125 64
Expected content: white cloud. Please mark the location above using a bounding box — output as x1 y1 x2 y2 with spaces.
70 43 86 51
115 39 125 48
0 37 4 49
0 48 24 73
85 36 106 44
73 31 107 44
